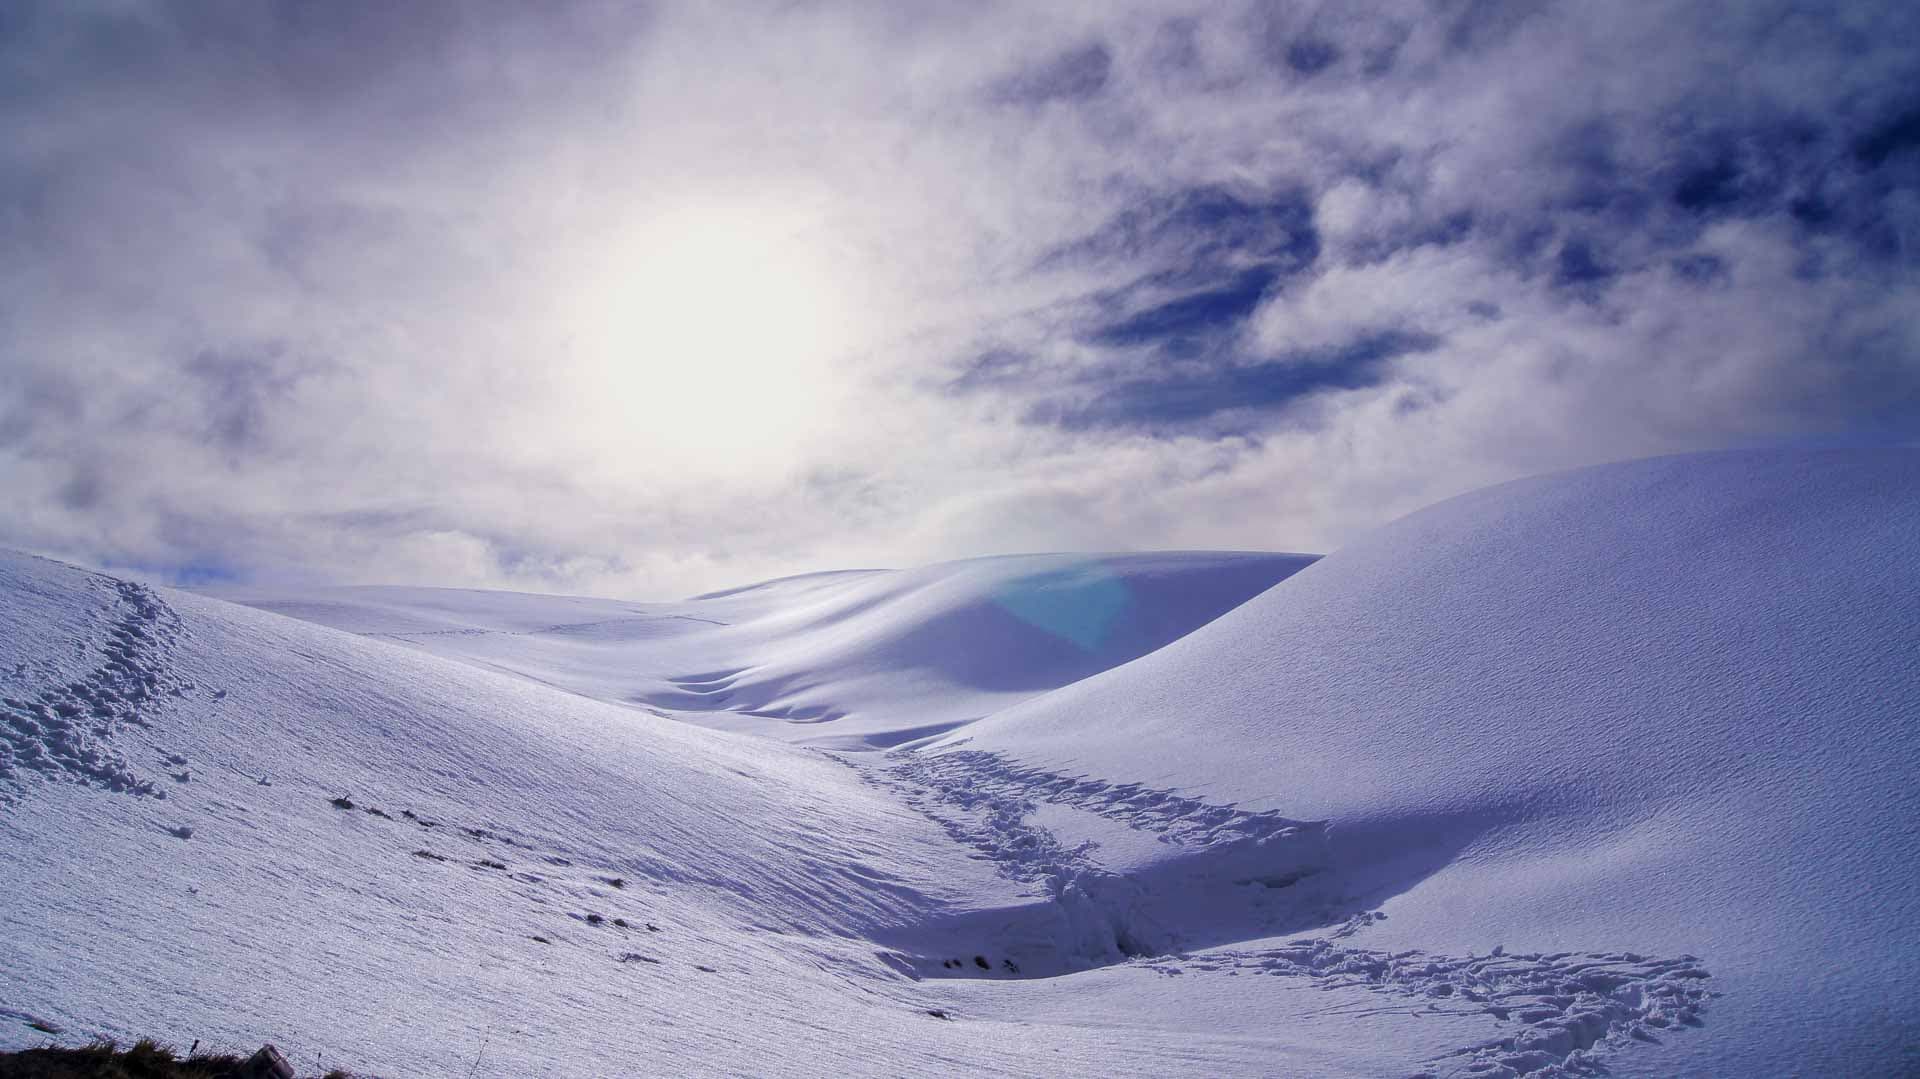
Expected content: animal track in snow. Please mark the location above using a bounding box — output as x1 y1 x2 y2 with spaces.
326 788 684 956
1 577 191 801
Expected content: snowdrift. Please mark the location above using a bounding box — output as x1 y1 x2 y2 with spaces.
217 552 1313 748
924 449 1920 1076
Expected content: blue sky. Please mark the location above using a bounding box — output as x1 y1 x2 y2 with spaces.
3 1 1917 595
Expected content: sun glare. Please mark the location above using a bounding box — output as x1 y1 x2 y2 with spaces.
556 202 858 477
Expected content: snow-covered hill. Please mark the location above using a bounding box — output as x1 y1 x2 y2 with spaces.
0 552 1049 1074
0 549 1444 1077
210 551 1313 749
929 448 1920 1076
4 449 1917 1076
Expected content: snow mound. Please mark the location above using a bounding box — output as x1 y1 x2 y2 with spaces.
915 449 1920 1076
217 551 1313 748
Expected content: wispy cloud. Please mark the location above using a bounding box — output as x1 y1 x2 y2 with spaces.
2 1 1916 595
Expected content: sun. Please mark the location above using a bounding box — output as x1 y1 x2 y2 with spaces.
553 200 860 477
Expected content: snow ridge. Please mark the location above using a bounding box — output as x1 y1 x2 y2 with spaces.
2 575 189 801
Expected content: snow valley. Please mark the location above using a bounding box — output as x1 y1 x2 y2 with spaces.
3 449 1917 1076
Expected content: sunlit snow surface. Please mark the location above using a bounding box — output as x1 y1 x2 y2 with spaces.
214 551 1314 750
4 450 1917 1076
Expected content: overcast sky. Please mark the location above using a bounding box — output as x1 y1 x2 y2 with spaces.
4 1 1918 596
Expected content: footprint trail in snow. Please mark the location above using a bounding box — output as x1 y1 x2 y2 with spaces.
2 572 192 800
856 747 1714 1077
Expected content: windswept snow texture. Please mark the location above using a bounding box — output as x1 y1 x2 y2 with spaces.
933 448 1920 1076
213 551 1313 748
4 449 1917 1076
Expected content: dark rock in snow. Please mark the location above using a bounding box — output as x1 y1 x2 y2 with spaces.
242 1043 294 1079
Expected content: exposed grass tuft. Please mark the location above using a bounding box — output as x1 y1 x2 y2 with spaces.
0 1039 243 1078
0 1039 352 1079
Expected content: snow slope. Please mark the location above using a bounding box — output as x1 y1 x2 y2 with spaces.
925 448 1920 1076
0 551 1037 1074
1 549 1472 1077
210 552 1313 749
5 448 1916 1076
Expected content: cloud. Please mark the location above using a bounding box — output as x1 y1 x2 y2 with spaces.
991 41 1115 104
2 0 1917 595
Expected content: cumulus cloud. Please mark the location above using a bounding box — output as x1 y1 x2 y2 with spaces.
2 0 1916 594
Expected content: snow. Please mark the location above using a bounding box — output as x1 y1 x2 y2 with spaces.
930 448 1920 1075
4 449 1918 1076
208 551 1313 749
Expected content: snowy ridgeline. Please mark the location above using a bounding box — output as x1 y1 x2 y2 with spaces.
208 549 1318 750
2 448 1917 1077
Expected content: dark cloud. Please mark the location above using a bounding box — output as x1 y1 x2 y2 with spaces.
1143 16 1204 77
1037 186 1319 365
1283 38 1341 76
1045 185 1318 278
1085 267 1280 350
1339 202 1477 266
946 349 1036 394
1031 331 1439 434
952 186 1328 435
1668 253 1729 285
56 465 106 513
1546 120 1653 227
0 367 83 449
991 42 1113 104
182 348 323 458
1441 0 1549 54
1551 239 1614 291
1853 104 1920 169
